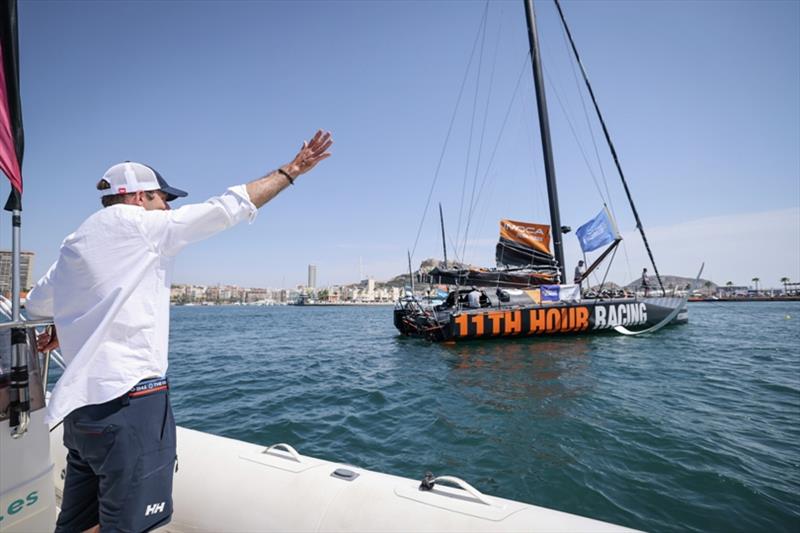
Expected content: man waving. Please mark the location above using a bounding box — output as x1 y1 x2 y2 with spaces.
27 130 332 533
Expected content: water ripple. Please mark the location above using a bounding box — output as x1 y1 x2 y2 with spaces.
167 302 800 532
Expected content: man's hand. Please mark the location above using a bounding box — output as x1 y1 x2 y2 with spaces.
246 130 334 208
37 326 59 352
283 130 333 178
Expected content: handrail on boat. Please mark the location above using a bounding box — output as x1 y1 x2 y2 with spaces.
0 318 56 330
1 297 66 436
427 475 494 506
263 443 304 463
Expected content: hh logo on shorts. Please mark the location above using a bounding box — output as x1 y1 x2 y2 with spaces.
145 502 165 516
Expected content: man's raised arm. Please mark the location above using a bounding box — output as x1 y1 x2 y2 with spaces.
138 130 333 256
246 130 333 208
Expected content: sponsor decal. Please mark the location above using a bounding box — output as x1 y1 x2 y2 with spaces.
502 221 544 236
499 219 552 254
0 491 39 524
118 187 127 194
593 303 648 329
540 285 560 302
450 302 649 338
453 307 591 338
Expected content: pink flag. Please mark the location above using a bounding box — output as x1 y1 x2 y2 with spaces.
0 42 21 194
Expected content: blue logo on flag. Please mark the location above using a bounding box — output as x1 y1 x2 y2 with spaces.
576 208 618 253
541 285 560 302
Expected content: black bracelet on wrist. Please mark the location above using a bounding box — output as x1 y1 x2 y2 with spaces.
278 168 295 185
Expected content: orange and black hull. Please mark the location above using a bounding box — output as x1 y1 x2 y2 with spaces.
394 296 686 342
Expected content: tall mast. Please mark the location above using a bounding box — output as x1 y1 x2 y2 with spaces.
438 203 448 267
523 0 566 283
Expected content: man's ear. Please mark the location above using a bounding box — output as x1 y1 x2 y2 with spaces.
132 191 145 206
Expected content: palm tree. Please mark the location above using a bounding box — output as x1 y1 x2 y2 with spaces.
724 281 733 298
703 280 713 295
781 277 790 295
752 277 760 293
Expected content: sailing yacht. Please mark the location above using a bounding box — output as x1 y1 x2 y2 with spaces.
394 0 691 342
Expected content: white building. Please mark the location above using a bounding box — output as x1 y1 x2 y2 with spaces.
0 250 34 295
308 264 317 289
367 278 375 301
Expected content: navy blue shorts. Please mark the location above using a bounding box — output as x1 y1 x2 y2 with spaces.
56 378 176 533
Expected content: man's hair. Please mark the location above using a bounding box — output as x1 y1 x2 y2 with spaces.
96 179 157 207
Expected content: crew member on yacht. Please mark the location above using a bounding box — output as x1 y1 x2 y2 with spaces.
468 286 482 308
641 267 650 296
574 259 585 289
26 130 333 533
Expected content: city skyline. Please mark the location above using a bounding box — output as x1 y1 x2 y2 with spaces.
3 246 797 294
4 1 798 290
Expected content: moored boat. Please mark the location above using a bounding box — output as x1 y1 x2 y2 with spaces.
396 286 687 342
395 0 691 342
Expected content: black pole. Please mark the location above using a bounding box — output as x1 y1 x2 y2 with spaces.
523 0 565 283
553 0 664 295
407 250 415 294
438 203 448 267
580 239 620 282
1 0 30 437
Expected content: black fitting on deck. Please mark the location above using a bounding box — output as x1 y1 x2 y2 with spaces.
419 471 436 491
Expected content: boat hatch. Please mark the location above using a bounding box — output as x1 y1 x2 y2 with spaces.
331 468 360 481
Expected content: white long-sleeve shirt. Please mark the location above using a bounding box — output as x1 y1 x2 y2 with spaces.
26 185 257 425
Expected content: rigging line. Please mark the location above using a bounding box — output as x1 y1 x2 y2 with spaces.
554 14 632 282
456 0 490 259
597 243 619 294
619 225 633 283
410 4 488 261
446 230 459 265
541 64 606 202
556 11 617 217
553 0 665 294
516 74 547 221
469 53 530 226
468 53 530 267
462 11 503 263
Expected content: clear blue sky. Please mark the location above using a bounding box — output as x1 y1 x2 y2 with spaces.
4 0 798 289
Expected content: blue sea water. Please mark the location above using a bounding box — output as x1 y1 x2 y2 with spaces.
166 301 800 532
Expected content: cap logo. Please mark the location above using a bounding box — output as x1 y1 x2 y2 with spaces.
118 187 127 194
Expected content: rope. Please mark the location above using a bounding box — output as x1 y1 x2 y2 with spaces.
542 65 606 201
553 0 665 294
557 13 616 218
410 3 489 261
456 0 490 260
463 52 530 264
462 10 502 262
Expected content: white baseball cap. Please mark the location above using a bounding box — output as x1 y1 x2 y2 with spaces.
99 162 187 201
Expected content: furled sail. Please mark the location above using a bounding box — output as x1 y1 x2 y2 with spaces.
424 219 560 288
425 265 556 288
495 219 558 269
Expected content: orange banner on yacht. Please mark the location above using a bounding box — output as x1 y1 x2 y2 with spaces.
499 219 551 254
